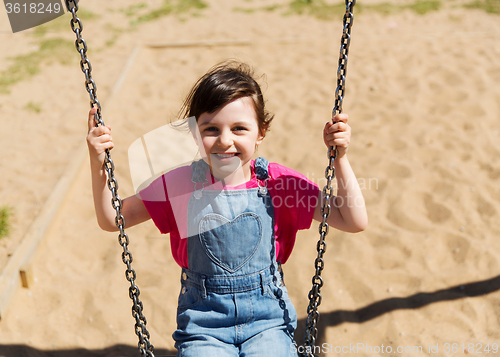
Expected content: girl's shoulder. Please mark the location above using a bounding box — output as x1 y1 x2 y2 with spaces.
150 164 193 187
267 161 309 180
266 161 319 192
139 164 194 202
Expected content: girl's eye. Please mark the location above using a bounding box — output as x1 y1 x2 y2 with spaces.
233 126 247 132
204 127 218 132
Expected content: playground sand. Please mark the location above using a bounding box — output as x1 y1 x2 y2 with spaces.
1 0 500 356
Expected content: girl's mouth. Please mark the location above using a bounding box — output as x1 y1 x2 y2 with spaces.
213 153 238 158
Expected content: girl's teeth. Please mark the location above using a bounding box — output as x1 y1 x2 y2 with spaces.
217 153 235 158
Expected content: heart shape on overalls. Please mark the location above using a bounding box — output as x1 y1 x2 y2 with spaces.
199 212 263 273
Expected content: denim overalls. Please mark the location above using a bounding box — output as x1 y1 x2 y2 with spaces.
173 157 299 357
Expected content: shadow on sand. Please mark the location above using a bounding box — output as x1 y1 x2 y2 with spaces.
1 275 499 356
294 274 500 346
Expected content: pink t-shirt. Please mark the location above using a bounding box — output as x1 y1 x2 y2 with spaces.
140 160 319 268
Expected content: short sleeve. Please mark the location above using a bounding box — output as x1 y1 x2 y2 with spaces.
289 173 319 230
138 167 191 268
139 175 175 234
270 164 319 225
268 163 320 263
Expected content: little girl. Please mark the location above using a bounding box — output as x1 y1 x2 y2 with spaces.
87 61 367 357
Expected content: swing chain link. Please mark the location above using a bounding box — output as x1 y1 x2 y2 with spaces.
332 0 356 118
65 2 155 356
301 1 355 356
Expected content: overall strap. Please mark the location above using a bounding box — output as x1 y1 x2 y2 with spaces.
191 159 210 183
254 157 270 180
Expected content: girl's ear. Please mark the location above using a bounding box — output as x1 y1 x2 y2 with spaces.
256 129 266 145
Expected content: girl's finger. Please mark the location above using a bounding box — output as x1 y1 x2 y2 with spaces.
100 141 114 151
88 106 98 131
329 121 350 133
88 138 114 154
331 122 345 132
333 130 350 140
324 121 334 133
90 125 111 138
332 113 348 124
94 133 112 143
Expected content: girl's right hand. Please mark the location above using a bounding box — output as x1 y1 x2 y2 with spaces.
86 106 114 166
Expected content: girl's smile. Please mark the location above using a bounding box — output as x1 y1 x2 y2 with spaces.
195 97 264 185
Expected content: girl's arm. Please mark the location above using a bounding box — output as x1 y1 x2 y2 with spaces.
87 107 151 232
313 113 368 233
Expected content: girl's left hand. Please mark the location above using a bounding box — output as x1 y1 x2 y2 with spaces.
323 113 351 158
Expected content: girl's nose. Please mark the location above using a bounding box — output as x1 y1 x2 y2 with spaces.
218 129 233 147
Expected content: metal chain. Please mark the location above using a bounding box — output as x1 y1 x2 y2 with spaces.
301 1 355 356
332 0 356 117
65 2 155 356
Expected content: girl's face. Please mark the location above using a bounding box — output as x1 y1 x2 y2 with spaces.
196 97 264 184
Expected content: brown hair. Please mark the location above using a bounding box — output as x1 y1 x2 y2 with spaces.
179 60 274 136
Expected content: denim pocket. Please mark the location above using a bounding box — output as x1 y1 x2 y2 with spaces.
265 281 291 302
177 284 201 312
199 212 263 273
